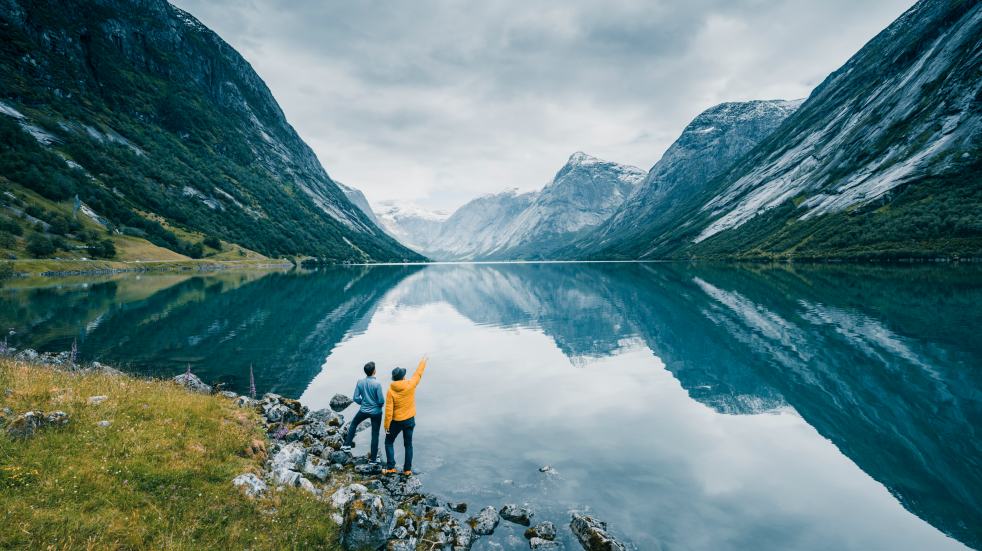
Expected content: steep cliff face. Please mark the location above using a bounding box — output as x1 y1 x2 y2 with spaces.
619 0 982 260
0 0 421 262
567 100 801 259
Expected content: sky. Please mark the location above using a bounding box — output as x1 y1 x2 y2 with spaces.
171 0 915 213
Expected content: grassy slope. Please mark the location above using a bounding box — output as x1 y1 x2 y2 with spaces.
0 359 341 550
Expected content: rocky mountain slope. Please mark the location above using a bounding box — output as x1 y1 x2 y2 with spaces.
400 153 644 260
0 0 421 262
374 203 449 254
587 0 982 260
565 100 802 259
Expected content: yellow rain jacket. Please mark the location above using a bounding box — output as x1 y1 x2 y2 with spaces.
384 358 427 431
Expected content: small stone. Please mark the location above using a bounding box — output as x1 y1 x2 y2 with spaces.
448 501 468 513
232 473 267 498
525 521 557 541
539 465 558 475
87 395 108 406
469 506 500 536
329 393 353 412
219 390 238 399
501 503 534 526
97 420 111 428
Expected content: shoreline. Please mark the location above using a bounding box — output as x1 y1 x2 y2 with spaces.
3 254 979 280
1 351 627 550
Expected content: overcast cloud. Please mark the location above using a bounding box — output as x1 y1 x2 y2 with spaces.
171 0 914 212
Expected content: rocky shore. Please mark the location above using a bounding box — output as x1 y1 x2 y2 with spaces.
3 348 630 551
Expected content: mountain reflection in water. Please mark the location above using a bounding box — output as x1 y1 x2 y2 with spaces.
1 263 978 550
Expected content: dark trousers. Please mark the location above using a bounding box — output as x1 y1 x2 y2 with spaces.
384 417 416 471
344 410 382 461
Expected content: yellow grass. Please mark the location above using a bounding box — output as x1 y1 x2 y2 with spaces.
0 359 341 550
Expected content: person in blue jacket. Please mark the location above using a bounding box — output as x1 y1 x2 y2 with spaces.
341 361 385 462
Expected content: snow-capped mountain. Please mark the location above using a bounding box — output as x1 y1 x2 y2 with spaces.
397 153 645 260
566 100 802 259
585 0 982 260
374 203 450 254
422 189 537 260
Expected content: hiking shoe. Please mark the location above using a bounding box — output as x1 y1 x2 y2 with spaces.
382 468 398 475
402 470 413 476
340 445 352 452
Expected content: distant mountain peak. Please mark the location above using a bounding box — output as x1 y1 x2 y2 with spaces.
567 151 601 165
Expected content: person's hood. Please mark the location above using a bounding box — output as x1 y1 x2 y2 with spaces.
389 379 413 396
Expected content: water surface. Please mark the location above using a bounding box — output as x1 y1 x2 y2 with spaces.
2 263 979 550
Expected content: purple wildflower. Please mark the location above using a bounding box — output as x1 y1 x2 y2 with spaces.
249 364 257 399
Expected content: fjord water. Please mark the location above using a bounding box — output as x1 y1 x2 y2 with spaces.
2 263 979 550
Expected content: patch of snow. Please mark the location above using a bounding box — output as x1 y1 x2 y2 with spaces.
0 101 25 120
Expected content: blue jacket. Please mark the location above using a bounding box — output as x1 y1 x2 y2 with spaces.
352 376 385 415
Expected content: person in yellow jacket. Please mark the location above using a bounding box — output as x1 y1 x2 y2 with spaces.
383 356 427 475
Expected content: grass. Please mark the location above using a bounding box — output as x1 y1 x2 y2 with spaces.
0 358 341 550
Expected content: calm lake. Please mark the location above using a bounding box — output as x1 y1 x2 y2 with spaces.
2 262 979 550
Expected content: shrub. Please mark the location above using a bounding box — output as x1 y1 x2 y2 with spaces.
25 233 55 257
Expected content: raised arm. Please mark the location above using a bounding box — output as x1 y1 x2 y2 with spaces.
407 357 427 389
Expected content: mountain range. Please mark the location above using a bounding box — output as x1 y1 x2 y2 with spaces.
0 0 421 263
378 152 645 261
379 0 981 262
571 0 981 261
2 0 977 265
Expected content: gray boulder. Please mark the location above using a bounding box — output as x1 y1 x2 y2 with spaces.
173 372 212 394
525 521 557 541
307 408 344 427
501 503 534 526
469 506 500 536
45 411 69 427
235 396 257 408
355 462 382 475
298 476 320 496
418 509 474 551
328 449 353 466
330 393 353 412
530 537 563 549
271 468 302 487
378 474 423 500
303 458 331 482
14 348 39 362
339 490 393 550
6 410 69 438
271 443 307 472
232 473 267 498
570 513 626 551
